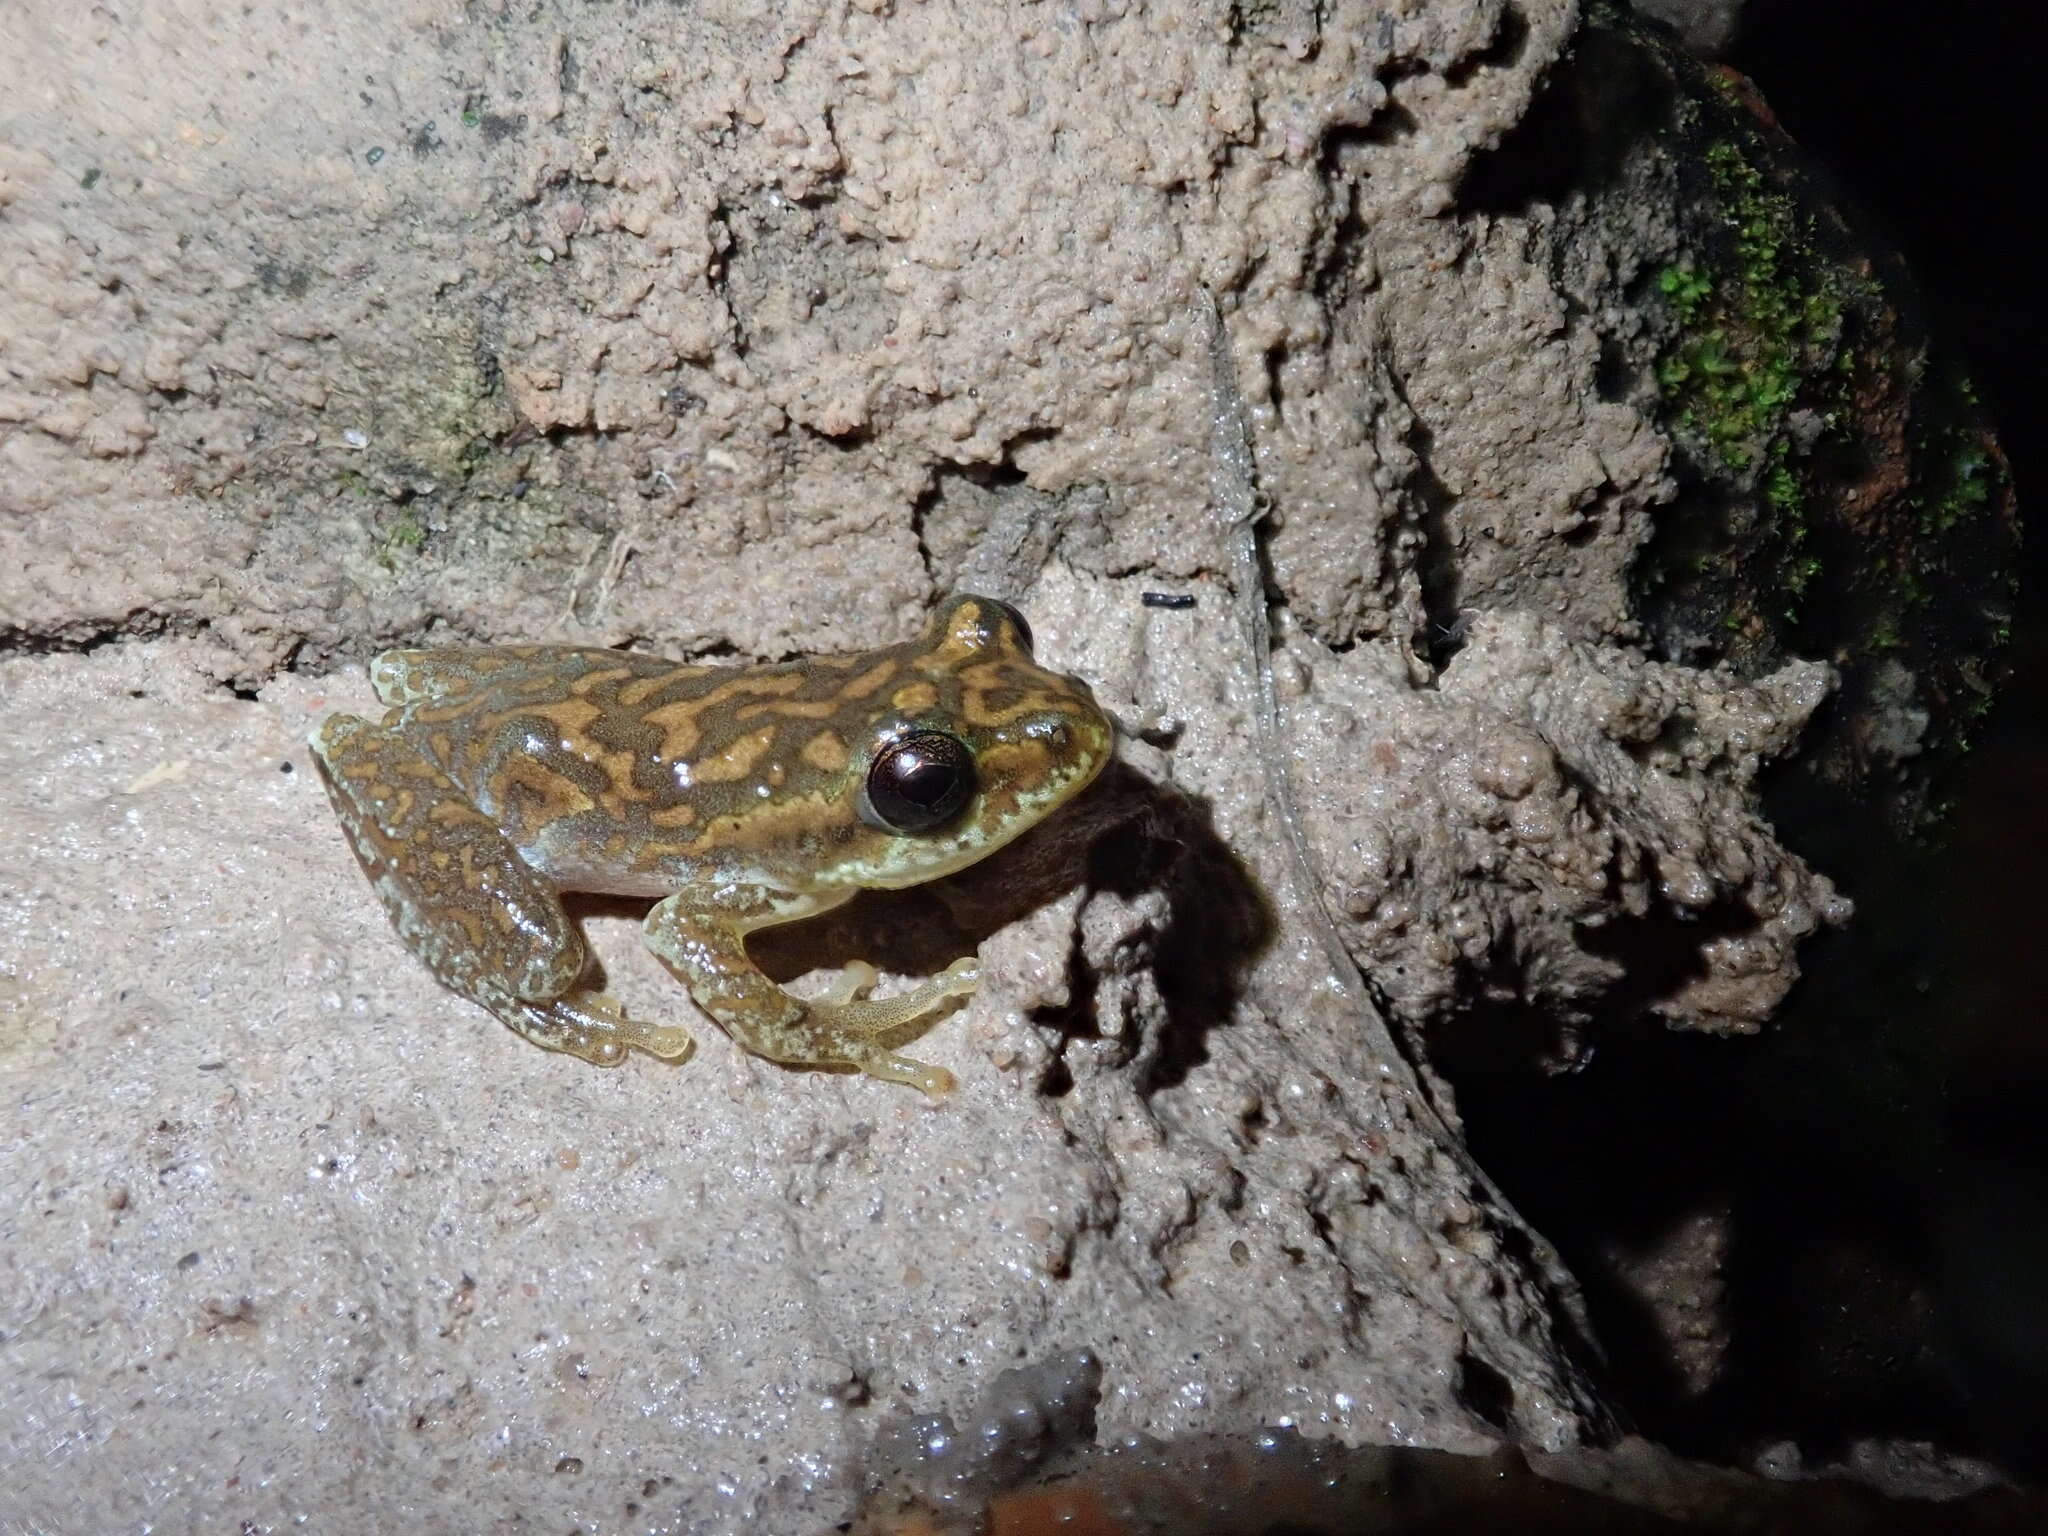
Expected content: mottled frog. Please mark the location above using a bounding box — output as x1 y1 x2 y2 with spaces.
311 595 1112 1096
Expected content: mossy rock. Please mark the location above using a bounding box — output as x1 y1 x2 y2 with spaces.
1561 6 2019 841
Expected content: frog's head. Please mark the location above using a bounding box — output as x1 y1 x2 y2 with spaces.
837 593 1113 888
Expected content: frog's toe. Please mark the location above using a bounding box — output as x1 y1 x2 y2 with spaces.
860 1052 957 1100
627 1022 698 1064
503 987 696 1067
810 957 978 1042
821 960 882 1008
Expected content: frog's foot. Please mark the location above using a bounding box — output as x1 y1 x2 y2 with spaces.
643 887 974 1098
496 987 697 1068
799 957 978 1098
810 957 978 1035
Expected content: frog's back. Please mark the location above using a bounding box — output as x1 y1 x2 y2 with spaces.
372 642 873 894
370 644 706 712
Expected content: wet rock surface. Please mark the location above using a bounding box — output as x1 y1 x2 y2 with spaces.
0 0 2019 1529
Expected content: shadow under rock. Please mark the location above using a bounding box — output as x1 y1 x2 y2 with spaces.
1437 997 1986 1469
1013 762 1275 1100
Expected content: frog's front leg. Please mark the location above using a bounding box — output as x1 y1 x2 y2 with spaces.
311 713 696 1067
642 886 977 1098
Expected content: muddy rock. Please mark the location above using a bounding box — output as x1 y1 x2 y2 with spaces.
0 0 2005 1529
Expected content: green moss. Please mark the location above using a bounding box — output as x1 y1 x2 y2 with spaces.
1657 263 1711 321
1647 121 1865 638
1913 436 1998 537
333 321 506 494
1657 142 1843 487
1764 461 1798 512
378 512 428 565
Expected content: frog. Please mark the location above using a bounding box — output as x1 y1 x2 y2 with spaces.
308 594 1113 1098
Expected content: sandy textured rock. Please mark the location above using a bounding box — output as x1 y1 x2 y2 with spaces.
2 0 1856 1528
1285 609 1845 1049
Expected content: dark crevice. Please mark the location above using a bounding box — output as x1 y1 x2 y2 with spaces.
1593 334 1637 405
1445 4 1531 87
1028 927 1101 1101
1376 54 1435 88
1308 1206 1337 1256
1437 999 1995 1463
1037 1053 1075 1100
797 419 873 451
1263 341 1288 426
2 613 216 662
1398 412 1467 671
1320 101 1418 178
1312 180 1366 298
1237 1099 1268 1149
997 425 1056 463
909 477 939 586
679 638 744 664
911 460 1028 582
1456 22 1666 214
1578 902 1764 1033
705 202 741 358
1455 61 1589 212
1 615 325 704
1457 1348 1518 1432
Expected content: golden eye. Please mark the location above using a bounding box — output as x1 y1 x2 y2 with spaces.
861 732 975 834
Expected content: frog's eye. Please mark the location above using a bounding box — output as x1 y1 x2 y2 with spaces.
862 731 976 834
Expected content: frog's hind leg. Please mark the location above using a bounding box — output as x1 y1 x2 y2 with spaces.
310 712 696 1067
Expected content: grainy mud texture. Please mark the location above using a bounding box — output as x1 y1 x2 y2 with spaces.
0 0 1919 1529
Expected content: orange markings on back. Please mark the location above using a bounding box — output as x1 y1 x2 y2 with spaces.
569 665 639 697
890 681 940 714
800 731 851 774
486 697 602 742
493 757 596 837
693 726 779 785
838 660 898 699
734 696 849 722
